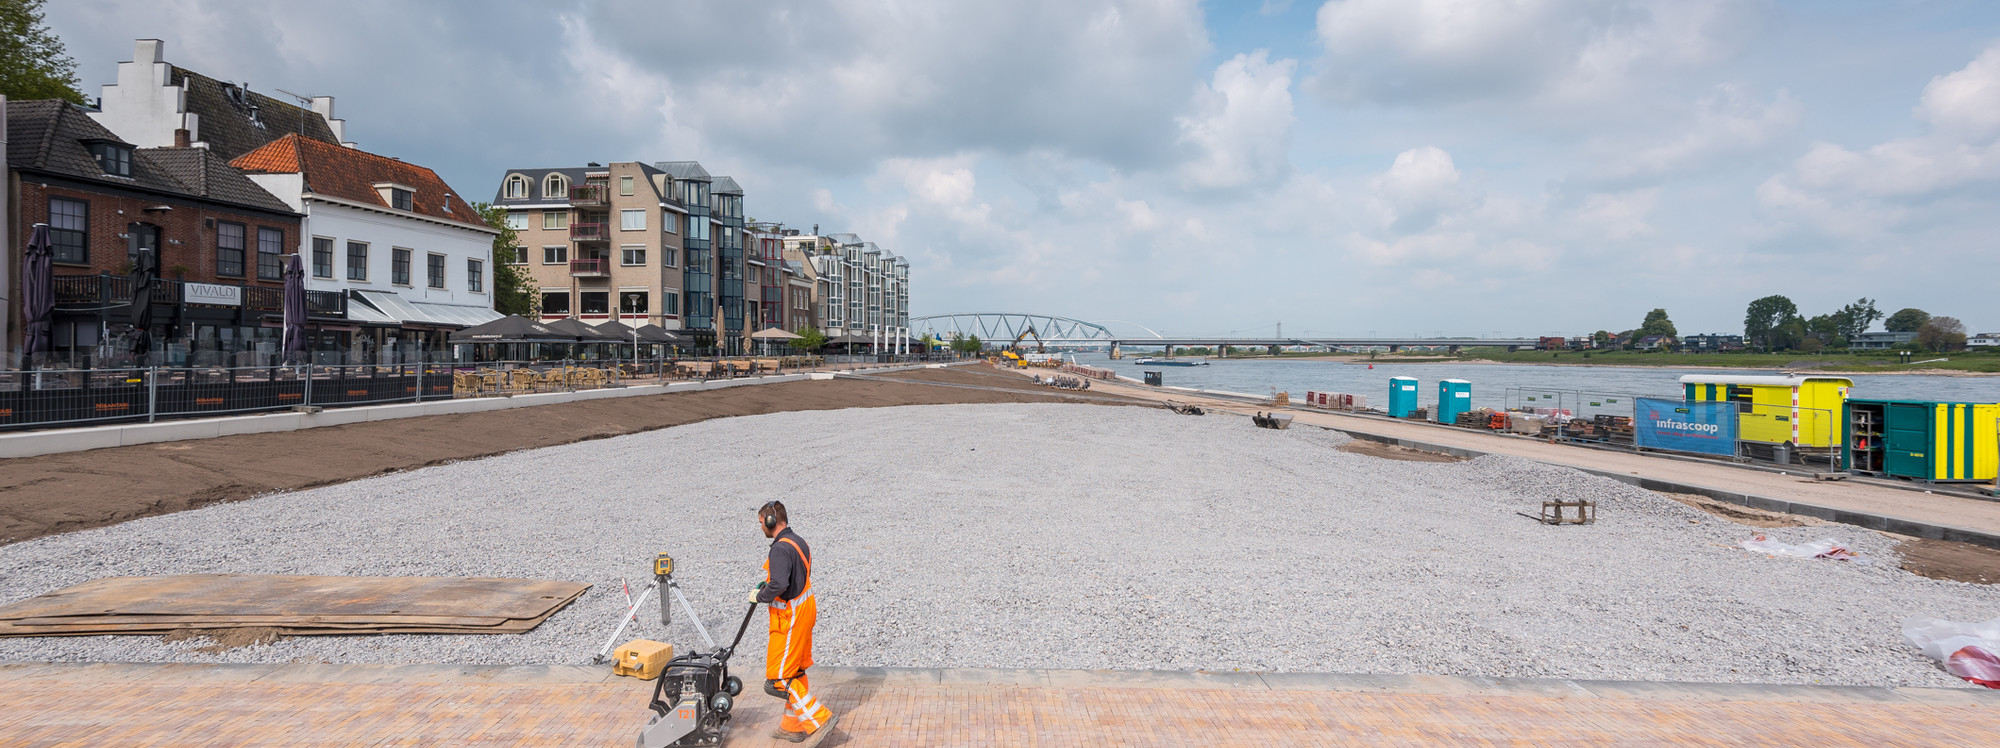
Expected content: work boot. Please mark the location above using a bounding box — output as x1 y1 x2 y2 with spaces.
798 714 840 748
771 727 810 743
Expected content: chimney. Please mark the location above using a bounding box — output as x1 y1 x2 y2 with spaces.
172 128 190 148
136 39 164 63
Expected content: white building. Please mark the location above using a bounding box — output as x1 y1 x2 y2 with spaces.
784 231 911 347
233 134 499 363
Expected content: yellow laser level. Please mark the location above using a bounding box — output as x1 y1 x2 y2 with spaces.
653 553 674 578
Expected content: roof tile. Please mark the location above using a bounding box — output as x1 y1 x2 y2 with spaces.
232 134 488 229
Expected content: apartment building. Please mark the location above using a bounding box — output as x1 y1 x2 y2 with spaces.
491 162 687 333
782 231 911 345
749 221 818 333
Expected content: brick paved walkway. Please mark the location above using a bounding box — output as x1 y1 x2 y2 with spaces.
1 664 1995 746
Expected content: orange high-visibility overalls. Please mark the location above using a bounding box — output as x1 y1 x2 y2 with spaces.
766 537 832 733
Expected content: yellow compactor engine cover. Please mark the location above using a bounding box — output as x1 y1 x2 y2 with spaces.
612 639 675 680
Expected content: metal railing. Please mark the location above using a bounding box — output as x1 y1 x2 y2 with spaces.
49 273 346 317
569 258 609 276
570 223 608 242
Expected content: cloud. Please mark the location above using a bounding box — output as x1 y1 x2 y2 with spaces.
1175 51 1299 190
1369 146 1472 232
1308 0 1764 107
579 0 1212 172
1581 83 1800 184
1760 42 2000 239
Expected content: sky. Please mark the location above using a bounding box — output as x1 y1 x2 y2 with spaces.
44 0 2000 339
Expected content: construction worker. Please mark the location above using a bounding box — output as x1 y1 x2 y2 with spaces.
749 500 838 743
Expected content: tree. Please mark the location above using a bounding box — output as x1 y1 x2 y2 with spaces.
920 333 938 350
1799 337 1824 353
1743 295 1800 350
1592 330 1610 347
1885 308 1931 333
475 203 536 316
1916 316 1968 352
0 0 84 104
1832 298 1881 340
1770 319 1808 351
790 324 825 352
1805 313 1845 348
1639 309 1676 338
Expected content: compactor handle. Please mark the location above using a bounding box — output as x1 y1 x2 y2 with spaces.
718 601 758 662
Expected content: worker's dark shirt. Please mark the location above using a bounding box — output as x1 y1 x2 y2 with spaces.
758 528 811 604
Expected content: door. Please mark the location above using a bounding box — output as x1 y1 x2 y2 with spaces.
1883 403 1933 478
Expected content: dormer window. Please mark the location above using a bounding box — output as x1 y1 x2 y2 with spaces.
504 174 529 199
86 140 133 177
543 173 569 199
373 182 417 211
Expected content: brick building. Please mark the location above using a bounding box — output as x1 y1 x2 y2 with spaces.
492 162 689 340
6 99 322 368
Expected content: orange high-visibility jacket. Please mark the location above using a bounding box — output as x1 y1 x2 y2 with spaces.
762 533 816 681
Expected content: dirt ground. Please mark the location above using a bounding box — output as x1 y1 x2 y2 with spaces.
1897 539 2000 585
0 366 1136 545
1335 439 1467 463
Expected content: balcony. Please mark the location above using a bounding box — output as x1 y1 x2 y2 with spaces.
570 222 608 242
51 273 347 318
569 258 609 277
569 183 610 208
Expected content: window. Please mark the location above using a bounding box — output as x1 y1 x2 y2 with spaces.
543 211 568 230
390 188 413 211
541 291 570 315
87 141 132 177
542 245 567 264
427 253 446 289
620 291 648 315
621 209 645 231
619 176 634 196
504 175 529 199
468 259 484 292
1728 385 1754 415
542 173 568 199
621 245 646 266
312 237 334 278
392 248 412 285
347 242 368 280
663 292 680 316
504 212 528 230
256 227 284 280
508 246 527 264
216 222 246 277
48 197 88 263
664 212 678 234
580 291 609 315
661 248 678 268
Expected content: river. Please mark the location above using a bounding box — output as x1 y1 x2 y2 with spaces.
1068 352 1999 412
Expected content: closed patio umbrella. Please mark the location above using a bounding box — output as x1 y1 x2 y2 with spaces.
20 224 54 362
129 246 157 359
282 253 308 363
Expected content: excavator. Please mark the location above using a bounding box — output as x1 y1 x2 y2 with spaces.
996 327 1062 368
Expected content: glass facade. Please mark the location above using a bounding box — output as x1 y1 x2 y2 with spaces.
680 179 713 333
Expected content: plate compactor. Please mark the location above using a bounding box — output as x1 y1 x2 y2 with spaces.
599 553 759 748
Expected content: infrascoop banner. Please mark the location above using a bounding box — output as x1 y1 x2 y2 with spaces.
1635 398 1737 456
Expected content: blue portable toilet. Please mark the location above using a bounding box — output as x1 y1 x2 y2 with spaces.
1388 376 1420 418
1437 379 1472 424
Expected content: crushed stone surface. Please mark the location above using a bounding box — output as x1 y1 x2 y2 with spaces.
0 403 1993 688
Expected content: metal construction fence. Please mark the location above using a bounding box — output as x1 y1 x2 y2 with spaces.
0 353 960 432
1493 387 1840 472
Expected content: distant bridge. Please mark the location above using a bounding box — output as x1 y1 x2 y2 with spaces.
912 313 1541 352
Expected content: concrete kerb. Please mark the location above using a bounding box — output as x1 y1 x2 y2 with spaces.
0 363 955 460
2 661 1992 706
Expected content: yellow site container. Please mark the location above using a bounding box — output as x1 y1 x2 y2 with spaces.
1681 374 1852 449
612 639 674 680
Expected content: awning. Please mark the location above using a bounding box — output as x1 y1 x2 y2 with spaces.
750 327 801 340
348 290 505 329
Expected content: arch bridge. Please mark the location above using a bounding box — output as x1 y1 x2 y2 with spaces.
910 313 1117 344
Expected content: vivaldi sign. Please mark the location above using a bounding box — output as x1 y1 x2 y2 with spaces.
183 282 242 306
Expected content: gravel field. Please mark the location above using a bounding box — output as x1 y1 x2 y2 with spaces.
1 402 1995 687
